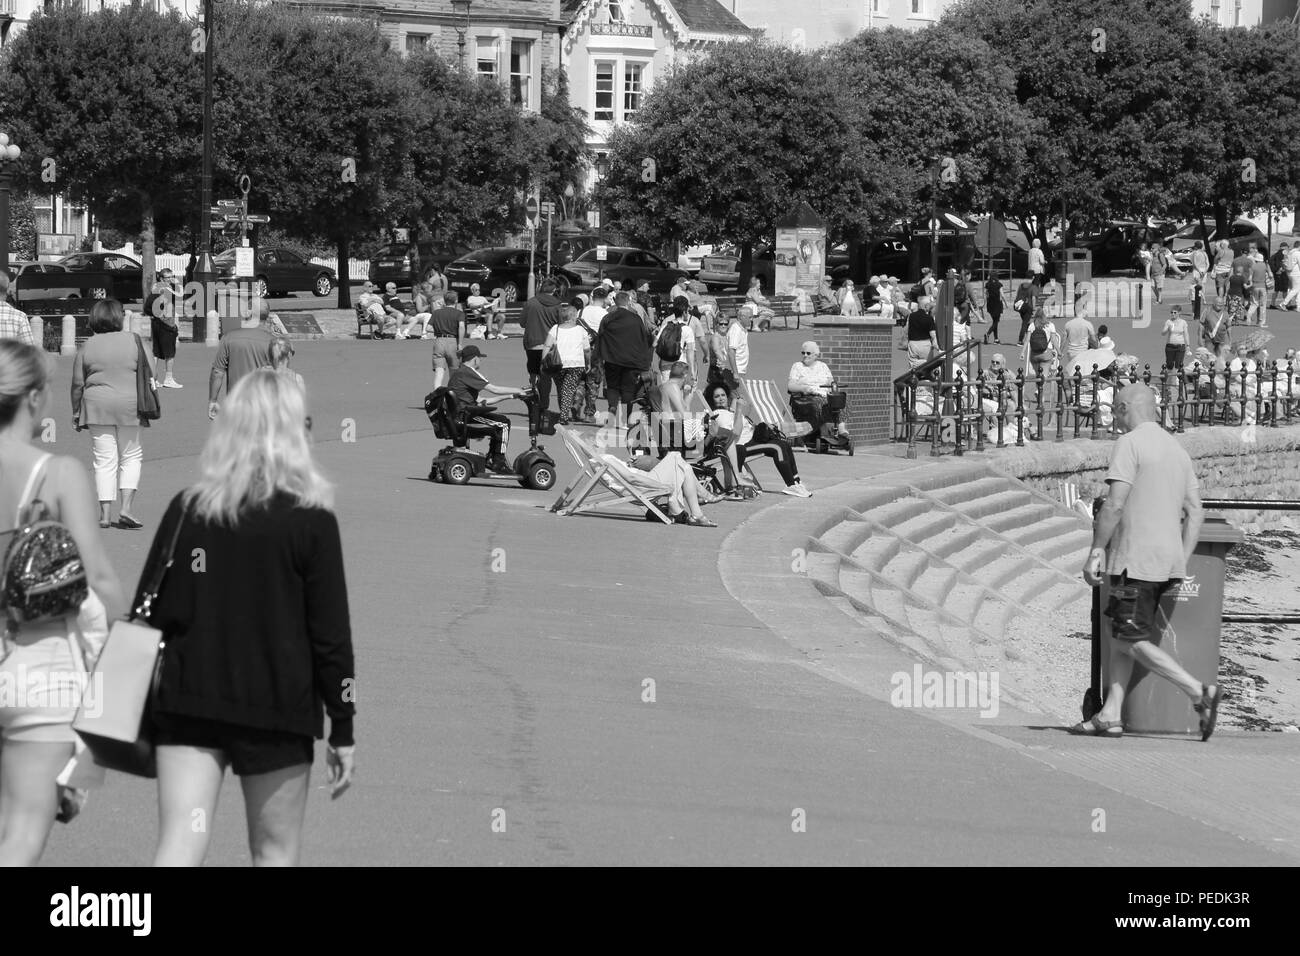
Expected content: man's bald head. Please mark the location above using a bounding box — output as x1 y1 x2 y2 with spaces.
1116 383 1158 430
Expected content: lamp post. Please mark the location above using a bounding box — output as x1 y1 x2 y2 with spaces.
1057 153 1069 287
194 0 218 334
0 132 21 283
928 155 939 278
452 0 472 72
594 156 609 283
595 155 609 240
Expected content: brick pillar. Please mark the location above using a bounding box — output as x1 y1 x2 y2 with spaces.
812 314 894 445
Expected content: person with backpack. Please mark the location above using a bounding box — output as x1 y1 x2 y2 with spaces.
653 296 696 387
0 340 127 864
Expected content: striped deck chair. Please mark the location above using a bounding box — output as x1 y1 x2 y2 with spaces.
549 426 674 523
740 379 813 439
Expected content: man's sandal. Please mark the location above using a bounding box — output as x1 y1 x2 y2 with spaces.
1067 716 1124 737
1194 684 1223 742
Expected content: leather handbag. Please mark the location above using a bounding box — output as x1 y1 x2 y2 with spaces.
72 503 187 778
133 333 160 422
826 388 847 412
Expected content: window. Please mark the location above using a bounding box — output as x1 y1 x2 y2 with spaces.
607 0 625 21
1209 0 1221 24
476 38 499 82
594 62 615 121
510 40 532 109
911 0 924 14
623 62 644 118
405 34 428 55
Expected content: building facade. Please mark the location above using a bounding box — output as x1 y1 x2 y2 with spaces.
292 0 563 113
717 0 955 49
561 0 754 185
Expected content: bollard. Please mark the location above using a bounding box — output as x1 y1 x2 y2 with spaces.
61 315 76 356
29 315 43 350
205 308 220 346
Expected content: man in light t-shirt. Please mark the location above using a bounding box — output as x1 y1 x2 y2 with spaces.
1075 383 1220 740
723 310 749 377
1062 312 1099 373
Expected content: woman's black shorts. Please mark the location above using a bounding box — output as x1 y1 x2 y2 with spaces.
154 712 314 777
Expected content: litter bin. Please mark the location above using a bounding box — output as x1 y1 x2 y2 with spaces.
1055 247 1092 285
1099 517 1243 733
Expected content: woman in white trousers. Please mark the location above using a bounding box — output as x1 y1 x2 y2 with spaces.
70 299 149 529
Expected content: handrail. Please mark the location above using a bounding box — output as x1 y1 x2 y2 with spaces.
895 358 1300 454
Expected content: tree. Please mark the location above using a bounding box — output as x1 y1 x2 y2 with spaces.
214 4 420 308
524 66 592 215
401 51 531 248
0 6 202 297
938 0 1224 240
5 193 38 261
601 41 897 290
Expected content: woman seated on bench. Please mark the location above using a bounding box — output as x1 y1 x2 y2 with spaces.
705 383 811 499
787 341 851 450
742 277 777 332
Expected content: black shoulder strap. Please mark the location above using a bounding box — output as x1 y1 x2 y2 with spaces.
132 499 189 621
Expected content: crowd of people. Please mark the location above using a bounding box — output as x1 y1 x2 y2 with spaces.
0 297 353 867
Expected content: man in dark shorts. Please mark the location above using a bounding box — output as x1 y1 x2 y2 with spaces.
147 268 182 388
599 291 654 428
427 290 466 392
446 345 527 474
1075 383 1222 739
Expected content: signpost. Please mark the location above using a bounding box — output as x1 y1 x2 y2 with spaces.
542 201 555 275
596 243 608 283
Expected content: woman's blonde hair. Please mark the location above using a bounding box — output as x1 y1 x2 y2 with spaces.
0 339 54 428
187 369 332 524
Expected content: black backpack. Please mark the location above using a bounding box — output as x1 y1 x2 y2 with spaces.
656 320 683 362
1029 327 1049 357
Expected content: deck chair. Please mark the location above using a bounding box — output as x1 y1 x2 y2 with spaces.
740 379 813 440
549 426 674 523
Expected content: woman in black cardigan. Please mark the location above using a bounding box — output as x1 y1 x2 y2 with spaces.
143 369 355 866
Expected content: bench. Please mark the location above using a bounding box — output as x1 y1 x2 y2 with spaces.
356 300 399 339
713 294 817 331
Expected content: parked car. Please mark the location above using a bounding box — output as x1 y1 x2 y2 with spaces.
1050 220 1161 275
368 241 491 290
543 234 601 269
57 251 143 301
697 244 776 292
214 247 337 298
445 247 544 303
676 245 713 275
554 246 678 296
1165 219 1269 269
4 262 83 303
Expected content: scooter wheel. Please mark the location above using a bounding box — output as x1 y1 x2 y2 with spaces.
444 458 472 485
528 462 556 491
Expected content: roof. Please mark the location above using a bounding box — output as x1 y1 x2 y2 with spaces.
667 0 752 34
562 0 754 36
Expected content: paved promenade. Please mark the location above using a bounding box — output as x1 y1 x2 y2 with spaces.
35 331 1297 866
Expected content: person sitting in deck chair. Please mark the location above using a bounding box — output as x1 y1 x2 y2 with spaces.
705 382 811 498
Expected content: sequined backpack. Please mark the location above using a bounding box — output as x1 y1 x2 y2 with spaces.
2 455 88 632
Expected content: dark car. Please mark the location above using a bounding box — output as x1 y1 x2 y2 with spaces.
214 247 336 298
368 241 484 290
1052 220 1161 275
445 247 540 303
697 244 776 292
57 251 143 301
4 262 85 303
542 234 600 269
555 246 678 296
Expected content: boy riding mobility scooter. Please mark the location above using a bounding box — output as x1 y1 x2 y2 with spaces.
424 386 558 491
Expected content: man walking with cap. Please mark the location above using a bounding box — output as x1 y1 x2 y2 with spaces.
1075 383 1222 739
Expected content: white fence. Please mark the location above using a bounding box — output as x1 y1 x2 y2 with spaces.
118 250 371 282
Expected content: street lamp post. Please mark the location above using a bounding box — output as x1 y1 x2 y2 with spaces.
0 132 22 283
929 155 939 278
594 156 609 282
194 0 218 334
452 0 472 72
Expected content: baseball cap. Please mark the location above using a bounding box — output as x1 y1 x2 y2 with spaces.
459 345 484 361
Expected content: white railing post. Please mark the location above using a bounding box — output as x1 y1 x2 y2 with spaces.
205 308 220 346
61 315 76 355
29 315 43 349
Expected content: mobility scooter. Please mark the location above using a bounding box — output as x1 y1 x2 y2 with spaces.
424 386 558 491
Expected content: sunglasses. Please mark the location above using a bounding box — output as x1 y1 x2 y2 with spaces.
801 351 815 355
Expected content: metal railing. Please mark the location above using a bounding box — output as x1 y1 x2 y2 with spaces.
895 357 1300 454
